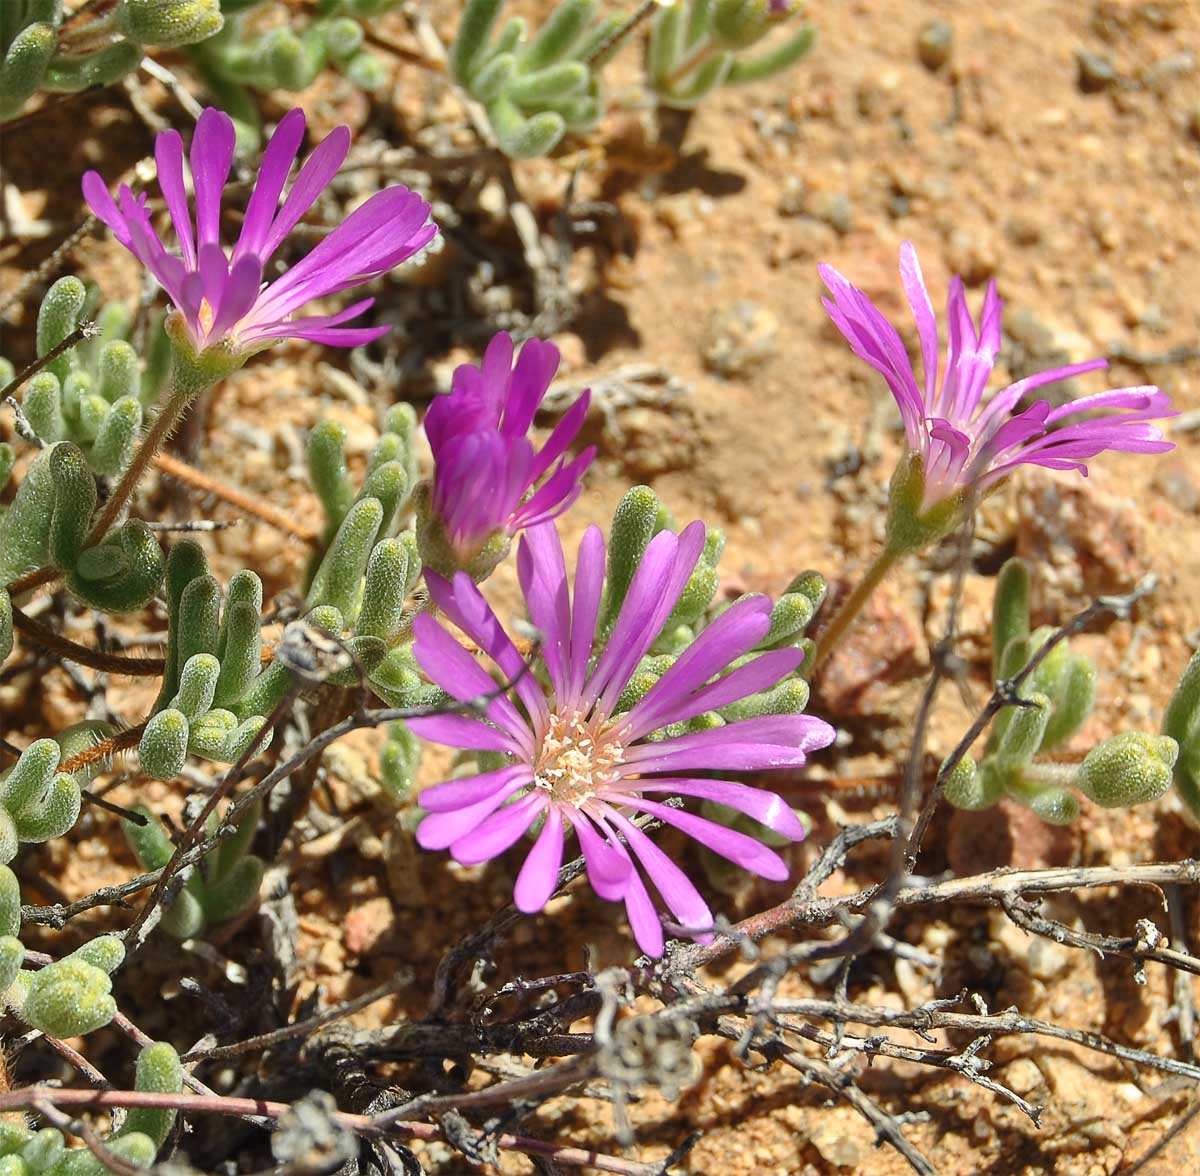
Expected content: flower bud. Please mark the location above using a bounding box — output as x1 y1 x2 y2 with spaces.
1078 733 1178 808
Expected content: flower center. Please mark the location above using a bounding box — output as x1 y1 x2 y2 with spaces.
534 711 625 808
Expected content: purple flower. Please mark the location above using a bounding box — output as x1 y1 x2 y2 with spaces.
421 332 595 568
819 242 1175 510
408 521 835 957
82 107 437 355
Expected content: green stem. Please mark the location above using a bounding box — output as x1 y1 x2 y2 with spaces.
810 544 902 671
1016 761 1080 791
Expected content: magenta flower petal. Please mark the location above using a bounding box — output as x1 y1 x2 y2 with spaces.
190 108 236 248
821 242 1176 507
81 106 438 356
424 333 594 565
412 521 833 957
513 806 565 913
618 797 791 881
418 766 529 813
450 792 545 865
233 107 306 264
154 130 196 269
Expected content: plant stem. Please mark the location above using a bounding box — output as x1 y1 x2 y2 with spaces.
663 36 720 87
810 544 902 670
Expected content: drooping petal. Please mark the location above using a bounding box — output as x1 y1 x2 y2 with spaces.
616 777 808 840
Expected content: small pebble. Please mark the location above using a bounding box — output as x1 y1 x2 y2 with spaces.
917 20 954 71
1077 50 1119 93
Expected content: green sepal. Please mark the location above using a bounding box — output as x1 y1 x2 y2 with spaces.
884 450 966 555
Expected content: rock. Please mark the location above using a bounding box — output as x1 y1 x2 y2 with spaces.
1012 471 1148 622
946 798 1079 874
816 578 924 717
1077 51 1119 93
946 226 998 286
702 301 779 378
343 896 395 956
917 20 954 71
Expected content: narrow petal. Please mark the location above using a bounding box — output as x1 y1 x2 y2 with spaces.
573 808 632 900
406 712 525 755
450 792 545 865
411 615 533 753
898 242 939 405
513 805 565 912
618 797 791 881
259 125 351 261
518 524 573 703
234 108 306 263
416 776 531 852
190 107 236 248
418 765 528 812
154 129 196 268
618 596 773 739
617 777 808 840
605 809 713 934
82 172 133 249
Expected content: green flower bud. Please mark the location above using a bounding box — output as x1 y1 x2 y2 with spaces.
1078 733 1178 809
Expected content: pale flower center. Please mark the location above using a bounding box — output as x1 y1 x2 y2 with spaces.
534 711 625 808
